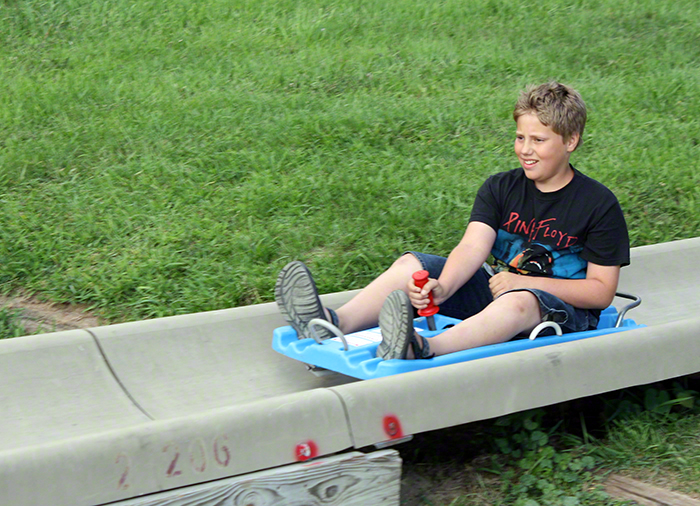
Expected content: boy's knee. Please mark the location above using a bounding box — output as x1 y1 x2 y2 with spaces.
392 253 422 271
499 290 541 320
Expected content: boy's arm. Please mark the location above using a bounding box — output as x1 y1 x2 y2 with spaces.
489 263 621 309
410 221 496 308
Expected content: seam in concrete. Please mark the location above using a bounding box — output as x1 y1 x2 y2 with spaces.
87 328 156 421
328 387 357 449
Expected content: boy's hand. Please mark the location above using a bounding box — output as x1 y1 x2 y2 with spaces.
407 277 446 309
489 272 525 298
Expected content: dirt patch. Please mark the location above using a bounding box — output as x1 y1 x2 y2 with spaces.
400 459 501 505
396 425 504 505
0 294 104 334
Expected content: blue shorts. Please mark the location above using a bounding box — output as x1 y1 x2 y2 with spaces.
407 251 599 334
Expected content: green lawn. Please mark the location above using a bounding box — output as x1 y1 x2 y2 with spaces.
2 2 700 503
1 0 698 322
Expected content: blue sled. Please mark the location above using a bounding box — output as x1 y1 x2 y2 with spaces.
272 298 644 380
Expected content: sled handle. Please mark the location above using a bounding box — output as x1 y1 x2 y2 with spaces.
308 318 349 351
614 292 642 328
412 270 439 318
528 321 563 340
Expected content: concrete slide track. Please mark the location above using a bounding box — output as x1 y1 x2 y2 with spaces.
1 237 699 505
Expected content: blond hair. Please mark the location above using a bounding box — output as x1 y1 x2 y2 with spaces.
513 82 587 149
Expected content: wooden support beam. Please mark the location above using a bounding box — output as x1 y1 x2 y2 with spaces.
605 474 700 506
115 450 401 506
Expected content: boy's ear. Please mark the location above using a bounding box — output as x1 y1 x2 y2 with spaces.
566 133 580 152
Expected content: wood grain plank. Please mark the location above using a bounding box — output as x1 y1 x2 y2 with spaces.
605 474 700 506
116 450 401 506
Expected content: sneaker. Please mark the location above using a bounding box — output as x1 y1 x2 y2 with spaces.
377 290 433 360
275 261 335 341
376 290 415 360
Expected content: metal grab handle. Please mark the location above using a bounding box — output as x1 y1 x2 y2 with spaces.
307 318 349 351
614 292 642 328
528 321 563 340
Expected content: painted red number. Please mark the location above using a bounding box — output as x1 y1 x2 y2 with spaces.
383 415 404 439
163 444 182 477
295 440 318 461
116 453 130 490
213 434 231 468
189 439 207 473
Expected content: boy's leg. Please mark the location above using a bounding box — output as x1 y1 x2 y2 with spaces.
425 291 542 356
379 290 541 359
275 254 423 339
378 287 595 360
335 253 423 334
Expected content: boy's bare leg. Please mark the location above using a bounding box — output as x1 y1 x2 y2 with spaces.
418 291 542 357
332 253 422 334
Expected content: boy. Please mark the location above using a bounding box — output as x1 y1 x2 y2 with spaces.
275 82 630 360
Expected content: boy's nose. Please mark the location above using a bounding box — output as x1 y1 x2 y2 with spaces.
520 139 533 154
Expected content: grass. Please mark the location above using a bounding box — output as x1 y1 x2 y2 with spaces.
0 306 29 338
1 0 699 503
398 382 700 505
0 0 698 321
596 412 700 497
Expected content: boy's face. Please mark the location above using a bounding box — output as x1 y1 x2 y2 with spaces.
514 112 579 192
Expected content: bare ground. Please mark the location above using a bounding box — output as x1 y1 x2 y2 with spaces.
0 293 103 334
396 424 504 505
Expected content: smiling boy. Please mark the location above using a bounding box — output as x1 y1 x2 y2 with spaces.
276 81 630 360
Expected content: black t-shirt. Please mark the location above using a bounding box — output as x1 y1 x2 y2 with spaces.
470 167 630 279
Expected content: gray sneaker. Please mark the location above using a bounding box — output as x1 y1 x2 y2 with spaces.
275 261 334 341
377 290 433 360
376 290 415 360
